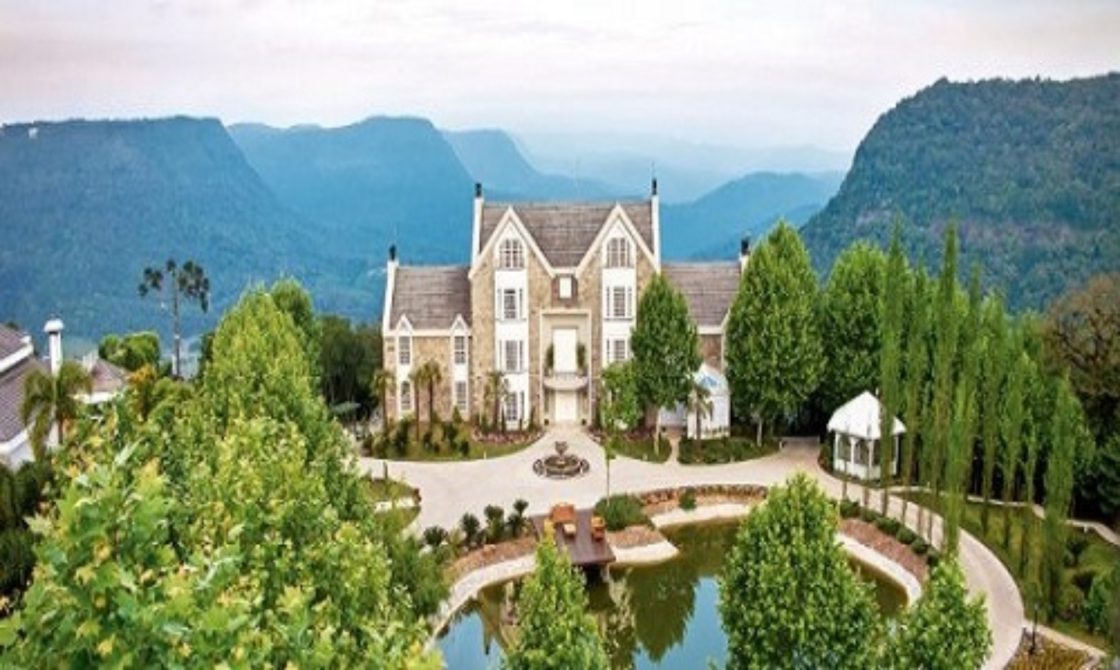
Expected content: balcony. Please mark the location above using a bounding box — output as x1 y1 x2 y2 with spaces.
543 372 588 391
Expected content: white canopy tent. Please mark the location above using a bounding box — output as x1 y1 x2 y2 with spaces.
658 363 731 440
827 391 906 481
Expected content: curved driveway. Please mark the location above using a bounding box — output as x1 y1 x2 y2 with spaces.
362 428 1023 669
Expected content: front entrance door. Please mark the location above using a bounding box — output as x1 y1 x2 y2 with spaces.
554 391 578 423
553 328 577 373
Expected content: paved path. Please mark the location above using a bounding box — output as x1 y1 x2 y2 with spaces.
362 428 1024 669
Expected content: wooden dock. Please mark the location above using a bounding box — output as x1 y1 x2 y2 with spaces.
530 508 615 568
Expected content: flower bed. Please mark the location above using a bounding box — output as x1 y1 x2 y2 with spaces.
636 484 768 516
445 536 538 583
1004 630 1093 670
840 518 929 582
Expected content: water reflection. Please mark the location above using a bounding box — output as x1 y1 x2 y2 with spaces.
437 521 905 670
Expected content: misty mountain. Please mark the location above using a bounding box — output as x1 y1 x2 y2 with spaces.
801 74 1120 310
443 128 622 200
661 171 844 260
0 117 356 341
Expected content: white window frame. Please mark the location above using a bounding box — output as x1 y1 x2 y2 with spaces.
501 339 524 373
453 335 467 365
499 238 524 269
500 288 522 321
606 338 629 364
398 336 411 366
558 276 574 299
606 237 633 268
455 381 468 412
605 285 633 320
400 380 413 414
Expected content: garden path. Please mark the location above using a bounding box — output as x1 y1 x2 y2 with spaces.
362 428 1024 669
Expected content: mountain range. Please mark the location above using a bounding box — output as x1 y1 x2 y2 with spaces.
2 73 1116 344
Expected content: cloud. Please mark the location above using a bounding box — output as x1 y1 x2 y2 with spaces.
0 0 1116 150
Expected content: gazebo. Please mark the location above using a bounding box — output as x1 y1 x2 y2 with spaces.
657 363 731 439
827 391 905 481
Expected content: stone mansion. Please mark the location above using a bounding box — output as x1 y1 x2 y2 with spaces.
381 181 745 428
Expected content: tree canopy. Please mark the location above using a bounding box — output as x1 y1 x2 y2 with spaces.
630 272 700 435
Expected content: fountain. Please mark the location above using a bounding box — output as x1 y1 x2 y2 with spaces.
533 441 591 479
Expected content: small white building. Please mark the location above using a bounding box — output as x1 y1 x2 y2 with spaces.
828 391 905 481
659 363 731 440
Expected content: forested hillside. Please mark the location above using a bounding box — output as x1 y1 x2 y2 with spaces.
801 74 1120 311
662 171 842 260
0 118 358 340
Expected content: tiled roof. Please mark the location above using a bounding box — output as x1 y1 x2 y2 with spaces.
0 325 29 360
88 358 128 395
479 201 654 268
0 356 43 443
663 262 741 328
389 265 471 330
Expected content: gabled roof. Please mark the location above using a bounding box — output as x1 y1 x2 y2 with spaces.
827 391 906 441
0 356 42 443
663 262 740 328
88 358 128 395
478 202 654 268
0 325 29 360
388 265 471 331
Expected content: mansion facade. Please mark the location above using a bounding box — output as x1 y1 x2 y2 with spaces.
381 181 745 428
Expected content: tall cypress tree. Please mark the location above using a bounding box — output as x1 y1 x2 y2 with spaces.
879 225 906 514
979 296 1008 534
999 343 1028 551
902 265 930 527
945 266 984 552
927 226 959 538
1019 357 1044 577
1042 378 1079 620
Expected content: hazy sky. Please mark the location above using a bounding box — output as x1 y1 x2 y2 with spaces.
1 0 1116 152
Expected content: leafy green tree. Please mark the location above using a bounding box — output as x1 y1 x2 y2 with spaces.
978 296 1008 534
879 225 906 513
727 222 824 445
944 268 984 553
901 265 930 527
890 558 991 670
20 361 92 460
126 363 186 424
503 537 608 669
1042 378 1080 620
631 272 700 450
138 258 210 377
719 473 880 669
818 242 886 411
371 367 394 422
1000 346 1029 550
271 277 322 379
319 315 381 415
1093 433 1120 525
600 362 641 496
926 226 960 538
98 331 161 372
1019 357 1044 577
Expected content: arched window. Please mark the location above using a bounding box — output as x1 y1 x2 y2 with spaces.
499 238 524 269
400 380 413 414
606 237 632 268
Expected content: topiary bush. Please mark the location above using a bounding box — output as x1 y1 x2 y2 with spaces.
839 499 860 519
875 516 901 536
897 527 918 545
422 525 448 550
594 495 648 531
679 488 697 511
912 539 930 555
859 507 879 524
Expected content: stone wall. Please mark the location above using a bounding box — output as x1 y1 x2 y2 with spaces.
469 258 495 419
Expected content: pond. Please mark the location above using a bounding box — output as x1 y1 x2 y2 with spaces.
437 520 907 669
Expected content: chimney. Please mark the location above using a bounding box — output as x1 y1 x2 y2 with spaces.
44 318 64 375
471 182 484 263
739 235 751 271
382 245 399 333
388 244 397 263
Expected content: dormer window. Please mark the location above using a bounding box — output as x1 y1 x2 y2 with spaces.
606 237 633 268
499 238 524 269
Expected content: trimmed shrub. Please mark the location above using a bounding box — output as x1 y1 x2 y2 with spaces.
859 507 878 524
875 516 901 536
912 539 930 555
594 495 648 531
679 488 697 511
839 499 860 519
422 525 448 550
897 527 918 546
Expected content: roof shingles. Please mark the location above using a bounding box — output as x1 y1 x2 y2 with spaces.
663 262 741 328
389 265 471 330
479 201 653 268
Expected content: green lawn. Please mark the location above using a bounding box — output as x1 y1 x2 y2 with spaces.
678 435 779 465
605 432 672 463
364 477 415 502
370 421 538 462
899 491 1118 650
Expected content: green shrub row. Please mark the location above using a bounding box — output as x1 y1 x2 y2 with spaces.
594 495 649 531
838 499 940 567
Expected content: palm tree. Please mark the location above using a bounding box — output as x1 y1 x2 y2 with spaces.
409 366 427 443
483 370 509 433
420 360 443 425
139 258 210 378
685 379 713 441
20 361 92 461
370 368 393 428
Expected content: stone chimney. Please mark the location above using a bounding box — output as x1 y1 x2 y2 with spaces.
382 245 399 333
471 182 484 263
739 236 751 272
650 178 661 268
44 318 64 375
